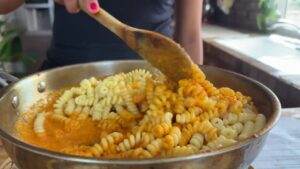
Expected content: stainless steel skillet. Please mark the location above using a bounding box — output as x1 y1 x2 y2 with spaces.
0 60 281 169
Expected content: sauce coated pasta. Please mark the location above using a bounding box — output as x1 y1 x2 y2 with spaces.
16 65 267 159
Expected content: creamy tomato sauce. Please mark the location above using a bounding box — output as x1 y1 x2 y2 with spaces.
15 92 103 156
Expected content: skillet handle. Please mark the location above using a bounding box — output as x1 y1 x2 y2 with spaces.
0 70 19 88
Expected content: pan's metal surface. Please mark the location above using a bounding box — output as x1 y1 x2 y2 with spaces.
0 60 281 169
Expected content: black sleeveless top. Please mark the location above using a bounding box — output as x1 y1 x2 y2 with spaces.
44 0 175 69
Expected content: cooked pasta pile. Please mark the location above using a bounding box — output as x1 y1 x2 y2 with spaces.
16 65 266 159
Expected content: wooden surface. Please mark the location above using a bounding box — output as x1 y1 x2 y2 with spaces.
1 108 299 169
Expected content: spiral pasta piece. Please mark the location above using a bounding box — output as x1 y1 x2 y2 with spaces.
223 113 238 125
74 105 83 113
88 77 99 86
149 87 171 112
219 87 237 102
53 78 99 118
239 121 255 140
193 120 218 141
216 99 229 114
200 80 218 96
229 100 243 114
70 87 85 95
33 112 46 134
173 101 186 114
221 127 238 139
178 79 207 98
253 114 266 133
179 124 194 146
117 132 154 152
75 95 94 106
197 110 219 122
166 145 198 157
91 98 112 120
132 148 152 158
176 111 197 124
238 113 256 123
153 123 172 138
122 89 139 115
198 97 217 111
118 133 141 152
54 90 74 116
230 122 244 134
188 107 202 116
137 109 168 133
163 126 181 149
211 118 225 131
78 106 90 119
91 132 123 157
207 136 237 149
146 138 163 156
189 133 204 149
64 98 76 116
125 69 152 85
164 112 173 124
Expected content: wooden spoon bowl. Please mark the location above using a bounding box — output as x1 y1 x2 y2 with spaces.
79 1 194 81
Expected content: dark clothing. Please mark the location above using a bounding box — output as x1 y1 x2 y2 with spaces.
42 0 175 70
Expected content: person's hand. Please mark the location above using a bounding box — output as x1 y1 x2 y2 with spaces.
55 0 100 14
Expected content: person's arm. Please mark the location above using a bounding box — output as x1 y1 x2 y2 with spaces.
174 0 203 65
0 0 24 14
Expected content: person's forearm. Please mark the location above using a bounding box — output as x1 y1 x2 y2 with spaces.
0 0 24 14
176 29 203 65
175 0 203 65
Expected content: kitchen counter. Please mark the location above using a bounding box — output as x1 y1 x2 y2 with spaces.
1 108 299 169
210 36 300 90
202 24 300 107
203 24 300 90
253 108 300 169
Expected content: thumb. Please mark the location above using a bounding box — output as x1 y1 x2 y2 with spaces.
85 0 100 14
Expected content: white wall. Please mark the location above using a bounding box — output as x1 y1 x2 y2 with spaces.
0 5 27 31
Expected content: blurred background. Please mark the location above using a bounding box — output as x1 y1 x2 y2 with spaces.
0 0 299 107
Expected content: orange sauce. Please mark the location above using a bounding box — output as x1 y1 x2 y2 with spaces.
15 92 103 156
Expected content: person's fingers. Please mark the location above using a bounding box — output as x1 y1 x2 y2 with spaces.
85 0 100 14
54 0 64 5
55 0 100 14
63 0 80 13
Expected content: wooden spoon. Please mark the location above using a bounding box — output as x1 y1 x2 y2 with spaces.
79 1 194 82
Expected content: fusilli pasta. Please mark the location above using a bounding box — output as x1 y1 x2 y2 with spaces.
91 132 123 157
33 112 46 134
18 67 268 159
